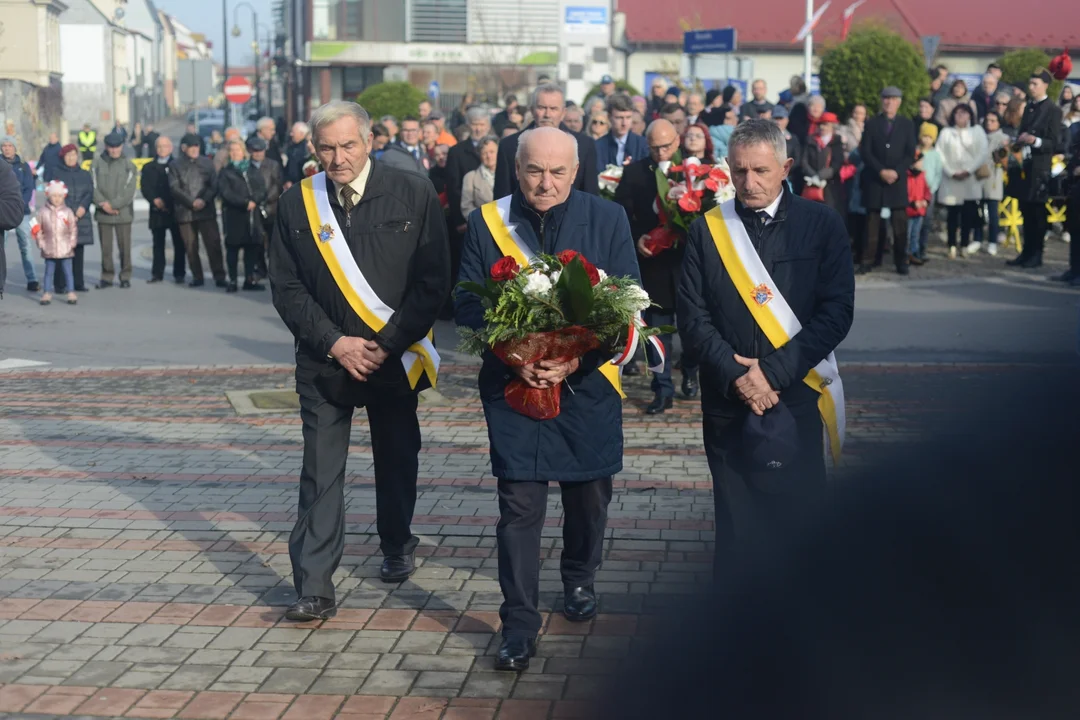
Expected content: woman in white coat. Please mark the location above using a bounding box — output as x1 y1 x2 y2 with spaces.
937 104 989 259
460 136 498 223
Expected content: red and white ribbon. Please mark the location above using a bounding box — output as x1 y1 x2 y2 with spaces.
612 314 666 373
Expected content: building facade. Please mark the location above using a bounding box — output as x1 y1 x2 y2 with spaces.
0 0 67 155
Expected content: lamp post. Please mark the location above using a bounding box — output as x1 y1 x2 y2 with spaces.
222 0 228 95
232 2 259 117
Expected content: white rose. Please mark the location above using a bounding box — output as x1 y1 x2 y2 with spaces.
627 284 651 311
597 269 608 282
523 272 553 297
550 270 561 283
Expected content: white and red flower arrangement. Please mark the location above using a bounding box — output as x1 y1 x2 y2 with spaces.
643 156 736 255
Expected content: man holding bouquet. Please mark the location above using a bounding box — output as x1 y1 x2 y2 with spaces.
678 119 854 571
456 127 641 672
615 119 700 412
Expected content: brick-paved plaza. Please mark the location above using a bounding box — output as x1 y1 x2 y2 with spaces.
1 357 1075 719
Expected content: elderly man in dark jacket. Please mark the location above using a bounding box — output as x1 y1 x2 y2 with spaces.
249 135 283 280
494 83 599 198
92 132 138 288
0 157 27 297
678 119 854 572
1 135 39 292
615 119 699 411
141 135 186 284
37 132 63 183
1006 69 1064 269
170 133 226 287
456 127 640 673
858 86 916 275
269 101 449 623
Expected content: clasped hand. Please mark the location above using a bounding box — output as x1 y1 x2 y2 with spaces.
514 358 581 389
733 354 779 416
330 336 389 382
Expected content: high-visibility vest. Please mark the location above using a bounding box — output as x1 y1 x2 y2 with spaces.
78 131 97 153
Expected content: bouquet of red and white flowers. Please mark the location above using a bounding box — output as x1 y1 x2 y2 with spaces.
642 156 737 255
598 164 624 201
459 251 669 420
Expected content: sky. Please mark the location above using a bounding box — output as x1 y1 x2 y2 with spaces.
155 0 274 71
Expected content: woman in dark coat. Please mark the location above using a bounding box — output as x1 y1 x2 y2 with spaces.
52 144 94 292
217 139 267 292
801 112 847 219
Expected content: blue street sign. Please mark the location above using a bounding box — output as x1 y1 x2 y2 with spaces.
683 28 737 54
427 80 439 100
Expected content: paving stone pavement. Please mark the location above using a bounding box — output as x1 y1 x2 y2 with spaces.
0 361 1071 719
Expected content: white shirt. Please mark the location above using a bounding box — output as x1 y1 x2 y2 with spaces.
333 158 373 207
756 191 784 225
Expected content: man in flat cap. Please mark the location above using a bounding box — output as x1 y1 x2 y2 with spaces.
171 133 227 287
93 131 138 288
857 86 916 275
247 134 283 279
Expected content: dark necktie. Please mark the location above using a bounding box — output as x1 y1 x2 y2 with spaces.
340 184 357 214
757 210 770 225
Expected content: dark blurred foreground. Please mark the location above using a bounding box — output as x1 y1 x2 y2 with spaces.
601 363 1080 719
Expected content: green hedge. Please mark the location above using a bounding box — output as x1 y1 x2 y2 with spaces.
356 82 428 123
996 49 1064 101
581 80 642 107
819 25 929 119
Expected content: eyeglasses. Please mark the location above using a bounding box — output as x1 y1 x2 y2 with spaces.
591 120 609 126
648 137 679 152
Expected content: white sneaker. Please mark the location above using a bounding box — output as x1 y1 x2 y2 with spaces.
1063 231 1072 244
987 242 998 256
948 246 958 260
964 241 981 256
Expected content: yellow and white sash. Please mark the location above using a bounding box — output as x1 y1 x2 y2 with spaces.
300 172 439 389
704 200 845 464
480 195 626 398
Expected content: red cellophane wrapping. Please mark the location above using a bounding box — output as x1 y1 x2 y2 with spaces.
492 327 600 420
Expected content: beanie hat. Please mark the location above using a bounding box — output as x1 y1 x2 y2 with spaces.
919 122 939 143
45 180 68 197
0 135 15 149
60 143 78 157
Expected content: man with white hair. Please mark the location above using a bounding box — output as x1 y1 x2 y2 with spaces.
456 126 640 672
268 101 450 622
678 119 854 571
283 121 311 189
493 83 598 197
446 106 492 235
256 116 283 165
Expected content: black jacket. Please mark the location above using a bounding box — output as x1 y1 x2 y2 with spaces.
859 113 917 210
284 141 310 184
378 142 427 176
169 155 218 224
141 157 178 230
53 163 95 245
255 158 284 218
218 163 267 247
0 159 23 231
493 123 599 198
446 139 482 227
614 156 685 311
677 191 855 416
37 143 63 183
269 160 451 390
801 134 847 217
1014 97 1064 203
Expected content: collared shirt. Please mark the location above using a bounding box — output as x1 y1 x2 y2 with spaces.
1029 96 1048 148
757 191 783 225
614 133 627 165
333 158 373 208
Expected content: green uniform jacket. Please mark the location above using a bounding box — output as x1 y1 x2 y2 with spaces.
92 153 137 225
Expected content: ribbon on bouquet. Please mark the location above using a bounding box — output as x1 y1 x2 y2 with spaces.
612 313 666 372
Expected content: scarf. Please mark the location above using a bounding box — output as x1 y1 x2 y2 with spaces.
231 159 250 173
478 164 495 187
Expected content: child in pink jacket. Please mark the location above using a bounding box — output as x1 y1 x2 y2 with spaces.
33 180 79 305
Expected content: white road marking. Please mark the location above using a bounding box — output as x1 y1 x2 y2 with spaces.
0 358 51 370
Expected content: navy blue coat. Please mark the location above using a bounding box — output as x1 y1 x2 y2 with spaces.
455 190 640 482
595 131 648 169
677 190 855 417
5 156 34 215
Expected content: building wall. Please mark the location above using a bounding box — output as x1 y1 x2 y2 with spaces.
60 24 113 130
0 77 64 158
0 0 47 85
112 29 130 124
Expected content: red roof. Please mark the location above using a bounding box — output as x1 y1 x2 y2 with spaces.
620 0 1076 51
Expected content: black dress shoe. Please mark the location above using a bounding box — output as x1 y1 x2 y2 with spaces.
285 596 336 621
242 281 265 291
147 277 163 284
895 264 910 275
380 553 415 583
96 280 113 289
681 374 699 399
563 585 597 622
1051 270 1076 282
494 636 537 672
75 285 89 292
188 279 205 287
27 281 40 292
1020 255 1043 269
119 280 131 288
226 281 238 293
215 279 229 288
1005 255 1028 266
623 362 641 377
174 277 186 284
645 395 673 415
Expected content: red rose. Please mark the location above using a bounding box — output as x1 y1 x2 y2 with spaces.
678 191 702 213
490 256 520 282
556 249 580 266
580 258 601 286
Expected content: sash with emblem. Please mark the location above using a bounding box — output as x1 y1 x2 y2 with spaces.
300 172 439 389
480 195 668 400
704 200 846 464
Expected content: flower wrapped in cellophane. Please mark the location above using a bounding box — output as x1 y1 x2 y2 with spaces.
458 250 669 420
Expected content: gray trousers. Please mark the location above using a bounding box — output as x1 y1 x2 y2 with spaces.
99 223 133 282
289 372 422 600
